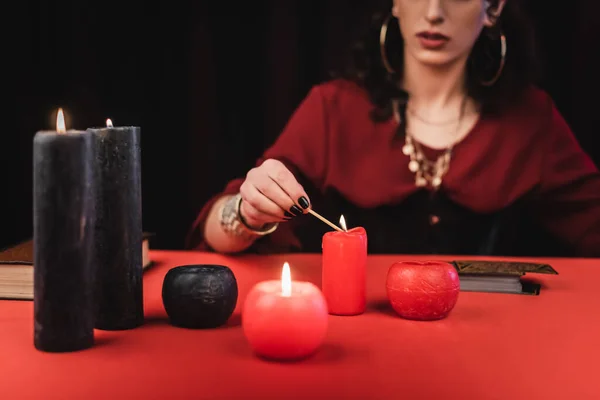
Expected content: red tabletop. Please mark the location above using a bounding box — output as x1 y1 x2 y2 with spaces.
1 251 599 399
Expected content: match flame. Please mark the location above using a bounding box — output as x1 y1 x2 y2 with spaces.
281 262 292 297
339 215 348 232
106 118 113 127
56 108 66 133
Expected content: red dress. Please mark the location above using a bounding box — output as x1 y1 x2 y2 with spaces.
187 79 600 257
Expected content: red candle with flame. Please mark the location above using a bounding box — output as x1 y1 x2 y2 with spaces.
242 262 328 361
322 216 367 315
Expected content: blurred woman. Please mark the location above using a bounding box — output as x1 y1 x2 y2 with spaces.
188 0 600 257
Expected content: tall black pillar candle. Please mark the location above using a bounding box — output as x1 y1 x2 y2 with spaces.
88 120 143 330
33 109 95 352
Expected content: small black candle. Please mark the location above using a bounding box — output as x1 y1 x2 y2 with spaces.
162 265 238 329
33 108 96 352
88 119 143 330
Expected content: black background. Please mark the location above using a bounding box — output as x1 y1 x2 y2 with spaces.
3 1 599 251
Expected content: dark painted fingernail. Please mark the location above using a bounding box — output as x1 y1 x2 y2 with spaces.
290 205 303 216
298 196 310 209
284 211 294 218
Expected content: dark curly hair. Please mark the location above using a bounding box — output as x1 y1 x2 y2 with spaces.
334 0 539 136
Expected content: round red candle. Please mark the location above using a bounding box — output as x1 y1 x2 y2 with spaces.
386 261 459 320
322 218 367 315
242 262 328 361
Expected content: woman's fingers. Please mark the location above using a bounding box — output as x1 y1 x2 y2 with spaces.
239 181 286 228
238 158 311 228
239 199 274 229
262 159 311 212
252 174 301 217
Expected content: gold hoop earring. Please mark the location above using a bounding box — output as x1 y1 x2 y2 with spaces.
379 14 396 75
479 31 507 86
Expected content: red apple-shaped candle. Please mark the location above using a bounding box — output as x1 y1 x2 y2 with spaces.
242 262 328 361
386 261 460 320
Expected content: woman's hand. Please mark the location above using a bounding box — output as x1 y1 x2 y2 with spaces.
239 159 311 229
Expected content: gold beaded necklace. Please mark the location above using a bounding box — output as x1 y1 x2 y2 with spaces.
393 97 467 190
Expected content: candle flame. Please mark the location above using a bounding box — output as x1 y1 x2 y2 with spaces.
106 118 113 127
56 108 66 133
281 262 292 297
339 215 348 232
